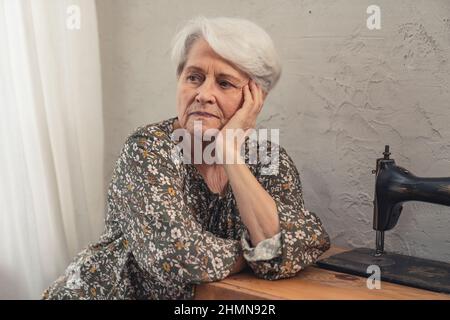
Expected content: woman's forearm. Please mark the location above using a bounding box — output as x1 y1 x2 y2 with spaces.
224 161 280 247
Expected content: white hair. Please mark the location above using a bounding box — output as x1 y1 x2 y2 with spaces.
170 16 282 93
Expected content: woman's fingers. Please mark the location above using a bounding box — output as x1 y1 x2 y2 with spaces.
242 83 253 111
249 80 263 114
244 79 263 110
236 80 264 130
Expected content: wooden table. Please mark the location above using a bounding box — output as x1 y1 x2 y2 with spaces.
194 246 450 300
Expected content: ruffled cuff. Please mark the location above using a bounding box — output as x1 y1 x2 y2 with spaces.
241 229 282 262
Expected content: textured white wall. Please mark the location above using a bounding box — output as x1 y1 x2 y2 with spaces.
96 0 450 261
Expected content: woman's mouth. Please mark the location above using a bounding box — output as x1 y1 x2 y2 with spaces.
189 111 219 119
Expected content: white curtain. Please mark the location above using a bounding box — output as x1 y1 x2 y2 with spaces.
0 0 104 299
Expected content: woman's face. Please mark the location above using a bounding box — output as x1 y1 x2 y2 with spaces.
176 38 250 135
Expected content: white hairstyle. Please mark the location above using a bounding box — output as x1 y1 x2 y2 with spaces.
170 16 282 93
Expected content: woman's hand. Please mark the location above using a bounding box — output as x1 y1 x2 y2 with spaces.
224 79 265 131
216 80 266 163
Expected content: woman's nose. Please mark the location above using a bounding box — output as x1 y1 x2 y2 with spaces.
195 79 216 104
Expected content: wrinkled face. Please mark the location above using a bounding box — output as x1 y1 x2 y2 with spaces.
176 38 250 135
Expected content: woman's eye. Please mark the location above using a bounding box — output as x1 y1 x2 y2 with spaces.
187 74 202 83
219 81 233 89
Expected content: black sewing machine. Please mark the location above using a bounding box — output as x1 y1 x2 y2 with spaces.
317 145 450 294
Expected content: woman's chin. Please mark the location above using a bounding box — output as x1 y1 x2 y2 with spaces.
186 119 221 134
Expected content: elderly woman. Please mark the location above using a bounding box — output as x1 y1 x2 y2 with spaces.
43 16 330 300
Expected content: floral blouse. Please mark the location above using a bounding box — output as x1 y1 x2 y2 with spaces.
42 117 330 300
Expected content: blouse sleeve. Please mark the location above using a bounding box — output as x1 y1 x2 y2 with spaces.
241 230 282 261
244 144 331 280
110 129 241 286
